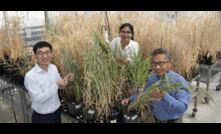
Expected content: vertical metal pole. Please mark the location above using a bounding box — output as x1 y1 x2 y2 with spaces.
20 89 27 122
44 11 50 30
16 11 19 18
26 11 29 20
104 11 110 41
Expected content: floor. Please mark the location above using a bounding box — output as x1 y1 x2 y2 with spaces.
183 74 221 123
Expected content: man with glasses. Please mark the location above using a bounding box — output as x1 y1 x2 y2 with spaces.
122 48 191 123
24 41 74 123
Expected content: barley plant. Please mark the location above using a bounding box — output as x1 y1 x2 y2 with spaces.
83 32 127 121
0 16 34 78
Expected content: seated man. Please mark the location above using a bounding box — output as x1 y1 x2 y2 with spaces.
122 48 191 123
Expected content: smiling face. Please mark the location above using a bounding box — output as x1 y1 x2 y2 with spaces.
119 26 133 43
35 47 52 67
151 54 172 77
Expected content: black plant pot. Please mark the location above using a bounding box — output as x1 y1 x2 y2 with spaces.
122 110 141 123
11 74 25 87
0 63 4 75
18 76 25 87
198 53 213 66
66 100 82 117
216 84 221 91
0 58 3 63
107 109 121 123
84 108 96 123
97 109 121 123
1 64 11 77
6 68 20 83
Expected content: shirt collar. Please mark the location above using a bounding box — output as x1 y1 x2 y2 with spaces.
34 63 51 73
119 38 132 50
155 70 172 80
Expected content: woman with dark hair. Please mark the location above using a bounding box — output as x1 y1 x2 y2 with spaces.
110 23 139 63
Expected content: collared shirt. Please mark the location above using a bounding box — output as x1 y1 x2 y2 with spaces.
130 70 191 121
24 63 62 114
110 37 139 62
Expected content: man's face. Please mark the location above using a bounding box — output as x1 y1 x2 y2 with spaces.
151 54 171 77
35 47 52 66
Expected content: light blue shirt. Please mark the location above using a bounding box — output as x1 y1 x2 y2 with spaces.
130 70 191 121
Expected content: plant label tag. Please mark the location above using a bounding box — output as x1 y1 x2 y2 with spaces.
110 119 117 123
124 115 130 120
75 104 81 109
132 115 138 120
88 109 95 114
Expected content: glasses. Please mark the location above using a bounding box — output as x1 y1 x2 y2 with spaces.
120 30 132 34
36 51 52 57
151 60 170 67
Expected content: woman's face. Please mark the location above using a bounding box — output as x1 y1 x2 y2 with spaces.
120 26 133 42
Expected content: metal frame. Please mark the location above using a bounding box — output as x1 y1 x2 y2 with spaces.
190 59 221 117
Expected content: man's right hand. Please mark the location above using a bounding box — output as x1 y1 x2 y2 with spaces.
121 98 130 105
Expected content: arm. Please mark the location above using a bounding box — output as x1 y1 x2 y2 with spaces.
153 75 191 115
127 43 139 62
55 67 75 90
162 89 191 115
133 43 139 56
57 70 62 81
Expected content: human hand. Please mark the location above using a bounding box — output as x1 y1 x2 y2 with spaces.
121 98 130 106
115 57 124 62
115 57 130 64
150 90 166 100
64 73 75 82
56 79 68 89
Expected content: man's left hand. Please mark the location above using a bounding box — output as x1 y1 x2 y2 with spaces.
150 90 166 100
64 73 75 82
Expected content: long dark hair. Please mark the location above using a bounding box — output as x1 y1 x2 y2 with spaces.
119 23 134 40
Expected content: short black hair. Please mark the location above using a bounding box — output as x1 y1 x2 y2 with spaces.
151 48 172 60
33 41 52 54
